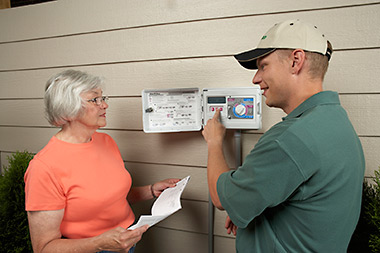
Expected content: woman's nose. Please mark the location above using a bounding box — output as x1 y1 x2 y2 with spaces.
100 100 109 109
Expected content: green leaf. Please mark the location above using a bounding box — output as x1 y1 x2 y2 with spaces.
0 151 34 251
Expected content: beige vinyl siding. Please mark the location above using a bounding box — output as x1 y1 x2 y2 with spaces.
1 0 379 251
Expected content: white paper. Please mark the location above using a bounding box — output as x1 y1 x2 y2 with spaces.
128 176 190 230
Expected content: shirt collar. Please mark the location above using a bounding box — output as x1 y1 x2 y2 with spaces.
282 91 340 121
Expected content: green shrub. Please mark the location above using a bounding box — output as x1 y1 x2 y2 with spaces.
0 151 34 252
368 169 380 251
349 167 380 252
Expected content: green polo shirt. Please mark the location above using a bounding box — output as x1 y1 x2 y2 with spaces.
217 91 365 252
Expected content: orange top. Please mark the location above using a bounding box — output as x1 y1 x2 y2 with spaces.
24 132 135 239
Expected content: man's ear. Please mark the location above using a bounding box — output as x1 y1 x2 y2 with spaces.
290 49 306 75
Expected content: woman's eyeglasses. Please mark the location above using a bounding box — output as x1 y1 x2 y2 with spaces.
87 96 109 106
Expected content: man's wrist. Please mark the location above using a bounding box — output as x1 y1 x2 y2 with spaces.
207 141 224 150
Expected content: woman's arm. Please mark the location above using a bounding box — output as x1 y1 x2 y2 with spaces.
28 210 148 253
127 178 180 205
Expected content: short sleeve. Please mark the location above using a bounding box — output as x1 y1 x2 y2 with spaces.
217 139 306 228
24 158 66 211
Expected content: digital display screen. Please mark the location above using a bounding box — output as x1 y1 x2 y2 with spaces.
208 96 226 104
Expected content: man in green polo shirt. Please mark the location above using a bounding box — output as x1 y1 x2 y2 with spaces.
202 19 365 252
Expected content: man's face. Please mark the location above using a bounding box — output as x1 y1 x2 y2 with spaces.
252 51 292 111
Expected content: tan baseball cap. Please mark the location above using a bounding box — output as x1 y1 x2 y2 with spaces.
234 19 333 69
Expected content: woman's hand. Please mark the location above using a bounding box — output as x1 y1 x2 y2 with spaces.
94 225 148 252
151 178 181 198
128 178 181 204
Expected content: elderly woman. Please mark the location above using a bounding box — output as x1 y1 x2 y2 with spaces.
24 69 179 253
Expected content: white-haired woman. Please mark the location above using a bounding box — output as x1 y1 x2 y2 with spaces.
24 69 179 253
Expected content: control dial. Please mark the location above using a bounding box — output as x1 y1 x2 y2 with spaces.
234 104 247 116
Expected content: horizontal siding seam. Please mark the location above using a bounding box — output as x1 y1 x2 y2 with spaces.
1 2 379 44
1 47 379 73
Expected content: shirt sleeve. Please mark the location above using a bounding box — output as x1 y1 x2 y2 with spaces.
217 138 307 229
24 158 66 211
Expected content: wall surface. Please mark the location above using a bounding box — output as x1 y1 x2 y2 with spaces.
1 0 379 252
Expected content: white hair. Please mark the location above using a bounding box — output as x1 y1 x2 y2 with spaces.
44 69 105 127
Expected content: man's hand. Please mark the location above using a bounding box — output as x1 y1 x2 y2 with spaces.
202 109 226 146
225 216 237 236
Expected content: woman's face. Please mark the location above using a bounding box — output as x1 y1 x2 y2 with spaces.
75 88 109 130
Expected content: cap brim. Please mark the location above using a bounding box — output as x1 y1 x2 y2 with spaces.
234 48 276 69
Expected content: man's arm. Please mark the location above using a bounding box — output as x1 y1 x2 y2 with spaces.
202 109 230 209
